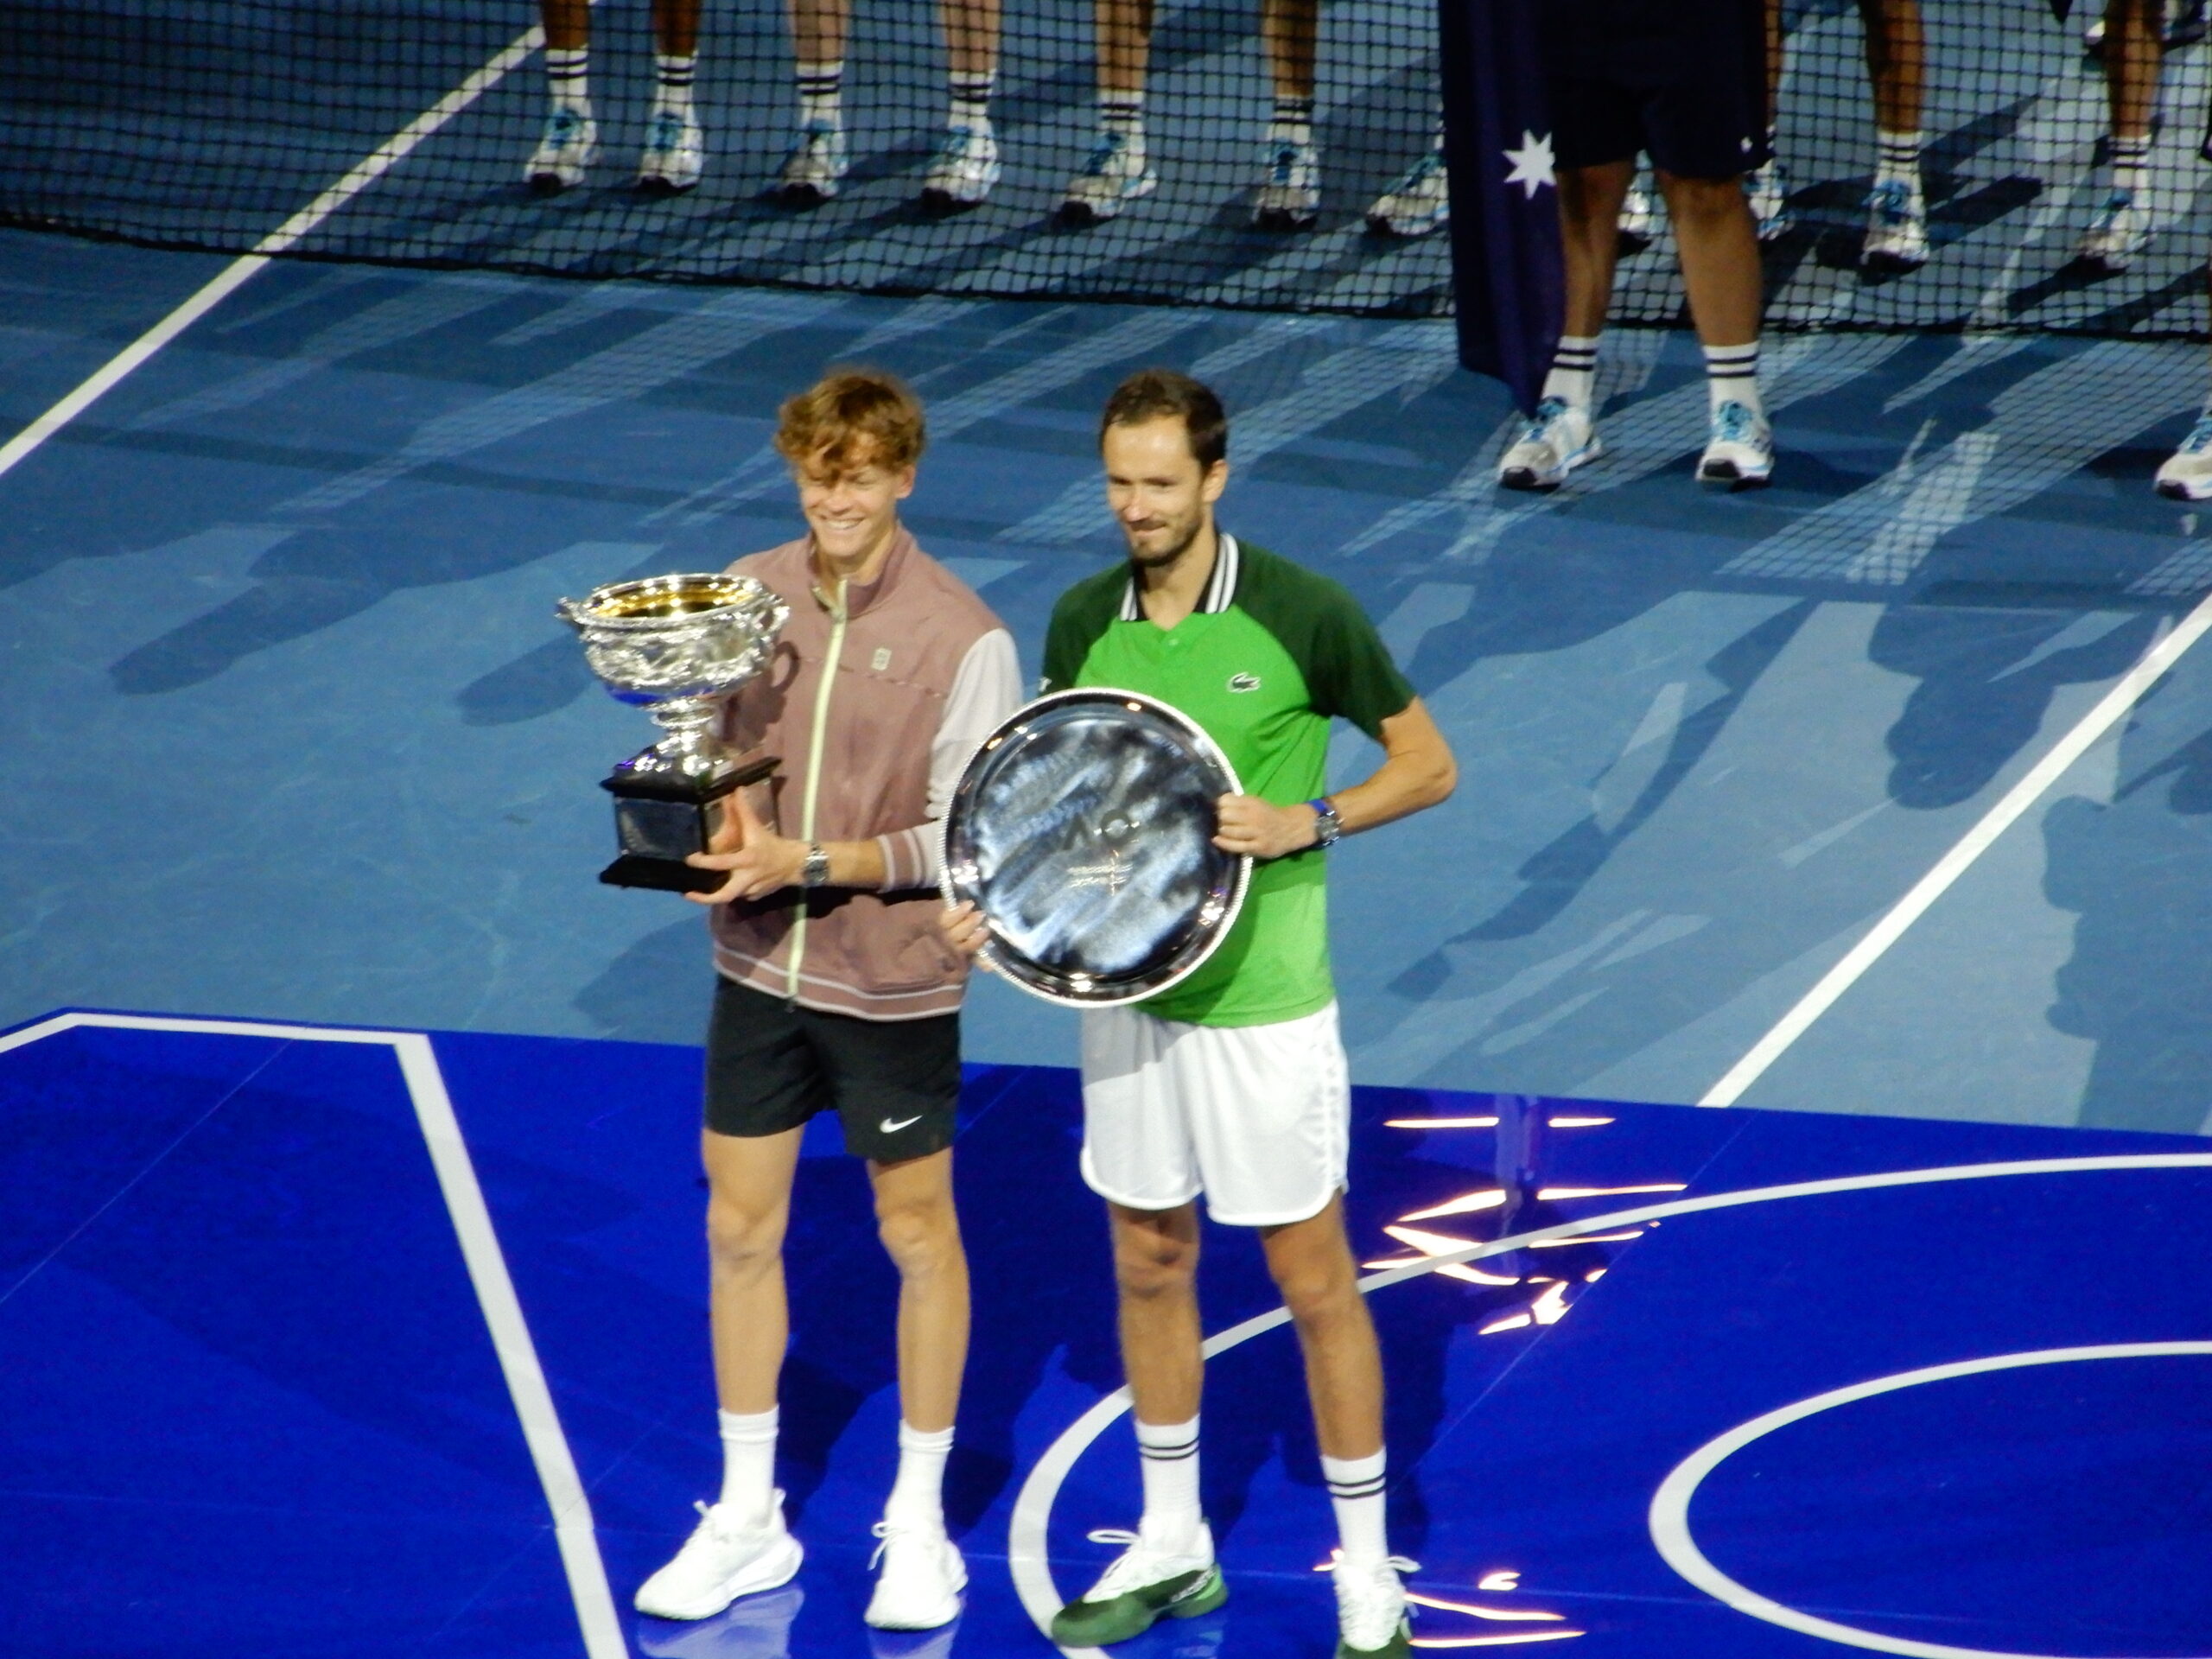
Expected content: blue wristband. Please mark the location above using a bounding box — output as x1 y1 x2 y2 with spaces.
1305 798 1341 849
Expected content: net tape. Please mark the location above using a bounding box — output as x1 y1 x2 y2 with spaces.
0 0 2205 334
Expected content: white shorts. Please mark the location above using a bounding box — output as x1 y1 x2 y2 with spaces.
1077 1001 1350 1227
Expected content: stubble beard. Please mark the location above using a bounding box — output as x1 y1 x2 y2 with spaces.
1123 510 1204 575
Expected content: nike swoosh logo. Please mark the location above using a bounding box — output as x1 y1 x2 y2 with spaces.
880 1115 923 1134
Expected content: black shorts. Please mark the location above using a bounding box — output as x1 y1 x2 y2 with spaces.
1543 1 1768 181
703 976 961 1163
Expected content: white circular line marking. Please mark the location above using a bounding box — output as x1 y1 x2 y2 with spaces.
1649 1344 2212 1659
1006 1154 2212 1656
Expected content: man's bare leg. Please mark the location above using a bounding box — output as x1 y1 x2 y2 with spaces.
1661 168 1772 481
1254 0 1320 227
2083 0 2159 268
526 0 597 189
1860 0 1929 269
923 0 1004 206
1108 1200 1210 1547
639 0 705 190
868 1150 971 1436
778 0 851 200
1064 0 1158 218
1498 159 1630 490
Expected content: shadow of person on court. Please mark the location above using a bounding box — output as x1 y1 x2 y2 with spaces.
2044 713 2212 1135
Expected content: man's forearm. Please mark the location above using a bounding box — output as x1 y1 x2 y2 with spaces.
1329 747 1455 836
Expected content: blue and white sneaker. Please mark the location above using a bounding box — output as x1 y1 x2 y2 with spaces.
1698 399 1774 489
637 105 704 194
1060 130 1157 225
1745 159 1795 243
1861 173 1927 272
526 105 599 193
1366 142 1447 238
918 124 1001 212
1252 137 1321 230
1497 397 1600 492
2079 188 2152 274
2156 412 2212 499
775 119 849 206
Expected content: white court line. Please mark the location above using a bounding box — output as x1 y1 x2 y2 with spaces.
1700 586 2212 1107
0 24 543 489
1649 1342 2212 1659
1005 1150 2212 1655
1 1012 626 1659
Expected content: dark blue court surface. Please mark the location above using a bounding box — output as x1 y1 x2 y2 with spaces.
7 1011 2208 1658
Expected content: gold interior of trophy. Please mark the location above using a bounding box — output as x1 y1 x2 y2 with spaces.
583 575 750 620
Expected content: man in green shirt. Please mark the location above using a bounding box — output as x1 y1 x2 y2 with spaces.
948 369 1456 1657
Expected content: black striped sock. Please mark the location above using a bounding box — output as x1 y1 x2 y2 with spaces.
1099 91 1145 141
1271 92 1315 141
545 46 588 112
796 60 843 125
1703 340 1763 418
950 70 994 127
1541 333 1599 410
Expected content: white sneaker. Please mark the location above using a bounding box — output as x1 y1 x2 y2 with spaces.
2157 413 2212 499
1861 173 1928 272
1366 142 1446 238
1745 160 1795 243
2079 188 2152 273
1698 399 1775 488
634 1497 804 1621
1252 137 1321 230
526 106 598 193
863 1521 966 1630
1617 180 1657 253
775 120 849 206
638 105 704 194
918 124 1001 211
1497 397 1600 492
1332 1554 1417 1657
1060 130 1158 224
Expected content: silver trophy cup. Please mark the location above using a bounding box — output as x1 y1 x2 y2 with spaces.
557 572 790 893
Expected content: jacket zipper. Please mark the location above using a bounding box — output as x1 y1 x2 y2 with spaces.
787 576 848 1002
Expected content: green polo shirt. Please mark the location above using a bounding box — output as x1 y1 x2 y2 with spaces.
1039 536 1415 1027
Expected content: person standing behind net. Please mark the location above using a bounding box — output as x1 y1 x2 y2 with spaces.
525 0 705 194
2077 0 2165 273
1497 0 1775 493
772 0 1004 210
1060 0 1325 227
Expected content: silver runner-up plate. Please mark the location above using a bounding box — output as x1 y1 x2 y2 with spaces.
941 688 1252 1007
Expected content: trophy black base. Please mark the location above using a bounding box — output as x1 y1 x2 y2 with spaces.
597 753 779 895
598 854 728 894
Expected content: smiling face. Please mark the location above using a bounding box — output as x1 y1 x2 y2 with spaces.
792 447 916 575
1102 415 1229 571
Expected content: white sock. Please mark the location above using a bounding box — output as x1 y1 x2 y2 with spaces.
1100 90 1146 148
884 1421 954 1532
545 46 590 118
2112 132 2151 200
950 70 995 132
1875 128 1923 188
718 1406 779 1523
1322 1448 1389 1568
1135 1415 1203 1553
797 60 844 128
654 53 696 119
1541 334 1599 411
1703 340 1764 420
1269 92 1315 147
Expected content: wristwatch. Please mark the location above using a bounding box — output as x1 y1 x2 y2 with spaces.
1305 798 1342 849
801 841 830 888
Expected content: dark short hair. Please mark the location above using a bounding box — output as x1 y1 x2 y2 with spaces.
1099 368 1229 470
774 365 927 474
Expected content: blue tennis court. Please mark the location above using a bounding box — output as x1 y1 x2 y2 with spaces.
10 0 2212 1646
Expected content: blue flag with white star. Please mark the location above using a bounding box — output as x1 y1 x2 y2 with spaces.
1438 0 1563 414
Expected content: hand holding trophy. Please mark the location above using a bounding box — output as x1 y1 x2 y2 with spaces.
557 572 789 893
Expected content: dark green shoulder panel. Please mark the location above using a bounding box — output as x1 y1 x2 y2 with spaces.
1230 542 1415 738
1040 563 1128 692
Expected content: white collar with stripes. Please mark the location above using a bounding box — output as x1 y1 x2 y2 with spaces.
1120 532 1240 622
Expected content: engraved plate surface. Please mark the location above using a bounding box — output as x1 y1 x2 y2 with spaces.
942 689 1252 1007
614 796 708 862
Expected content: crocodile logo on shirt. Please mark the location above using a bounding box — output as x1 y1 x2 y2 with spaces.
1227 671 1262 693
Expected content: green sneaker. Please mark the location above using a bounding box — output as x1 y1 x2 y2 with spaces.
1332 1553 1415 1657
1049 1524 1229 1646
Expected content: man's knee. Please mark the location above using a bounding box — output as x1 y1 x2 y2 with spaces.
1268 1247 1357 1325
875 1189 963 1278
1114 1218 1198 1301
706 1191 786 1275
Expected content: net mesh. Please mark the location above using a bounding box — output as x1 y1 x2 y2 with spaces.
0 0 2205 334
